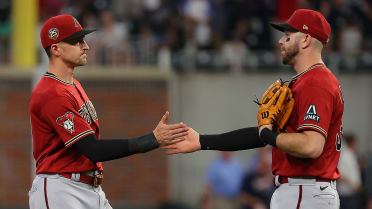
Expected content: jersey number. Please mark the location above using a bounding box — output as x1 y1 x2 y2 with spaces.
338 85 344 104
335 125 342 151
335 85 344 151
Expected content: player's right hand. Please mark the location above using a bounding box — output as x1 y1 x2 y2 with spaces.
162 128 201 154
153 111 189 146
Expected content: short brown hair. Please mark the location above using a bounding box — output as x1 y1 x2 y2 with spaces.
44 46 51 58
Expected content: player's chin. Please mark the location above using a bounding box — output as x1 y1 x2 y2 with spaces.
282 53 294 64
78 58 88 66
80 54 88 64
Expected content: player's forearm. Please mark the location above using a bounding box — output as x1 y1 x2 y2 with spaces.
73 133 159 163
276 132 320 158
200 127 266 151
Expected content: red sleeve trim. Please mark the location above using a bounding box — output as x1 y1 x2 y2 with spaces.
297 124 327 138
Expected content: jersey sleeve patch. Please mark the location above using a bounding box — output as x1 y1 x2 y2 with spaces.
297 124 328 138
303 104 320 122
64 129 95 147
56 112 75 133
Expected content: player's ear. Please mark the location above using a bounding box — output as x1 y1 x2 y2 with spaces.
50 44 61 57
300 33 311 49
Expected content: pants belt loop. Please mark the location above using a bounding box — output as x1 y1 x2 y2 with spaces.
274 175 281 187
70 173 80 181
330 180 337 189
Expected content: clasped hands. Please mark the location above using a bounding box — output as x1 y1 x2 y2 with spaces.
153 111 200 154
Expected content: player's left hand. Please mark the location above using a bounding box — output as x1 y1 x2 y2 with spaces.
153 111 189 146
259 124 273 136
256 80 294 132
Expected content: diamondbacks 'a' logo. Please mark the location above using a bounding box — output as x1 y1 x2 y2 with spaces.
304 104 320 122
56 112 74 133
48 28 59 40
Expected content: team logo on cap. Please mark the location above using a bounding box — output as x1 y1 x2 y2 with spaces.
56 112 75 134
303 25 309 30
48 28 59 40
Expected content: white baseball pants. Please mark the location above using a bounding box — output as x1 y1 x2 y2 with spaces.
270 177 339 209
29 174 112 209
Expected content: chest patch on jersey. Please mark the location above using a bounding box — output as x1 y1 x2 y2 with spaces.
56 112 75 133
304 104 320 122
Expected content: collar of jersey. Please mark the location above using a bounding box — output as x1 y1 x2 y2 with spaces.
44 72 75 86
291 63 326 82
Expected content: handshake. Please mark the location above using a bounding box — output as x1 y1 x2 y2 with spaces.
152 79 295 154
152 111 200 154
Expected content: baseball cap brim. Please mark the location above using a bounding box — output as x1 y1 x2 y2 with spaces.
62 28 96 41
270 22 298 32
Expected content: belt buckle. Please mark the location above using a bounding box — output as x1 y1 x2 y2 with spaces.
93 173 103 187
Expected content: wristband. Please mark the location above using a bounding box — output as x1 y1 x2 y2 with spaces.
259 128 278 147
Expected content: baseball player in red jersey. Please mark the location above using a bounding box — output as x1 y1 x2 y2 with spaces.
29 15 188 209
267 9 343 209
163 9 343 209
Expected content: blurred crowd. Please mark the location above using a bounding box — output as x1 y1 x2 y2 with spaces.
202 133 372 209
1 0 372 72
202 149 274 209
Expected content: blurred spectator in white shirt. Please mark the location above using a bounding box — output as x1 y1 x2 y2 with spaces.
93 10 133 66
221 19 249 73
338 133 363 209
340 18 363 57
182 0 211 23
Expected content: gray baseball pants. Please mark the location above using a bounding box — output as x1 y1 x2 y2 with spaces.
29 174 112 209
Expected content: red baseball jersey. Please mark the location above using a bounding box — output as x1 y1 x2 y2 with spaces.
272 63 344 179
29 72 103 174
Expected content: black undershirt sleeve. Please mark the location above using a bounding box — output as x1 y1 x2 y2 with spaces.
73 133 159 163
199 127 266 151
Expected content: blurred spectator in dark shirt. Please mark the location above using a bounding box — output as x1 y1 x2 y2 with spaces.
240 147 274 209
0 0 10 64
39 0 66 21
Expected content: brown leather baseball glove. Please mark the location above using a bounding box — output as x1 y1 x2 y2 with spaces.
256 80 294 132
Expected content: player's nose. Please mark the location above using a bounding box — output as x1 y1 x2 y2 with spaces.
278 36 285 45
81 40 89 50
